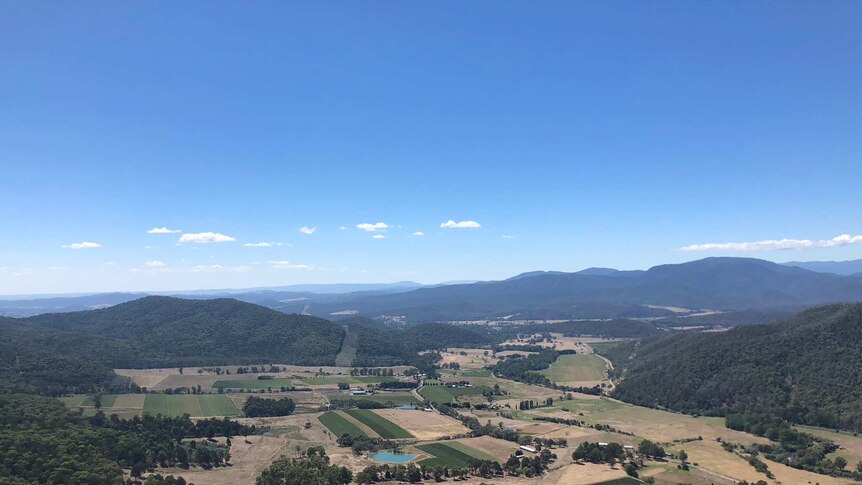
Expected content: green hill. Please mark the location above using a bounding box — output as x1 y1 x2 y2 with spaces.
609 304 862 432
0 296 345 394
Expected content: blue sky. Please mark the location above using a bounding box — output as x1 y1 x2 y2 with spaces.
2 2 861 294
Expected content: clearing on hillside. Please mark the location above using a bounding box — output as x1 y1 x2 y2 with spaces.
344 409 413 439
540 354 608 384
372 409 470 440
335 325 358 366
318 411 369 438
143 394 239 417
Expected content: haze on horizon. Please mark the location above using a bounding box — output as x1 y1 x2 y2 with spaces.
2 2 861 295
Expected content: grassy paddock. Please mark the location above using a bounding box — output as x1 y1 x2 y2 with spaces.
540 354 607 383
417 442 484 467
212 379 293 389
303 376 398 385
318 411 368 438
327 393 419 405
143 394 239 417
344 409 413 439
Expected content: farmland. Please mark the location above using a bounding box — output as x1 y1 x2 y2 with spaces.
417 442 489 467
539 354 608 384
143 394 240 417
344 409 413 439
212 378 293 389
302 376 398 385
318 411 369 438
418 384 490 404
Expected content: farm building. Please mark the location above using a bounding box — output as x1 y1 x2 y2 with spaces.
519 445 537 454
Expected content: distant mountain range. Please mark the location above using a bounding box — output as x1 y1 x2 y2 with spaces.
782 258 862 276
4 257 862 321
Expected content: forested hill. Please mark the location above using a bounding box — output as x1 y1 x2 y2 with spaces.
608 303 862 432
0 296 345 394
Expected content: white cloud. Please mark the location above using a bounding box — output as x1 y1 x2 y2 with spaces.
147 227 181 234
412 231 425 237
356 222 389 232
502 234 515 239
243 242 284 247
190 264 224 272
145 260 166 268
101 261 116 267
178 232 236 243
679 233 862 252
339 226 349 231
372 234 386 239
299 226 317 235
268 260 313 270
62 241 102 249
440 219 481 229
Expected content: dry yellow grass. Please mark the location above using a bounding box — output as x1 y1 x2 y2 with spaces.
373 409 469 440
454 436 521 461
548 462 628 484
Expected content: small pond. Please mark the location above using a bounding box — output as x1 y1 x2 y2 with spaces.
370 451 417 464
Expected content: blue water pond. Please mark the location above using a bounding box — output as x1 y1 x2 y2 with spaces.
370 451 417 464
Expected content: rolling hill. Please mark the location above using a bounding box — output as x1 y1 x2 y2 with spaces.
608 303 862 432
0 296 346 393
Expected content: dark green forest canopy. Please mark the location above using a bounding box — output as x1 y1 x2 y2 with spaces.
0 296 345 394
609 303 862 432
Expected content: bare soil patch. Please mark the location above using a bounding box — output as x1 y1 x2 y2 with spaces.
373 409 469 440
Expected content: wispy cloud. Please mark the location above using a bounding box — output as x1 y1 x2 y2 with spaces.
178 232 236 243
145 260 166 268
679 233 862 251
268 260 313 270
502 234 515 239
412 231 425 237
440 219 481 229
356 222 389 232
62 241 102 249
243 242 285 247
372 234 386 239
147 227 181 234
339 226 349 231
299 226 317 235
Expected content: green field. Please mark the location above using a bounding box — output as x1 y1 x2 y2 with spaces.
590 341 627 355
419 385 489 404
303 376 398 385
326 393 419 405
212 378 293 389
540 354 607 383
417 442 488 467
344 409 413 439
559 397 625 414
318 411 368 438
594 478 643 484
143 394 239 417
460 369 492 377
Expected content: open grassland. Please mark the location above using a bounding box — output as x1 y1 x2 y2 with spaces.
143 394 239 417
540 354 607 384
454 436 521 462
373 409 470 440
335 325 357 366
323 392 419 405
318 411 368 438
302 376 398 385
417 442 487 467
438 348 498 370
796 425 862 467
419 384 490 404
344 409 413 439
212 378 293 389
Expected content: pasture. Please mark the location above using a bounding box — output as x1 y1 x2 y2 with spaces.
143 394 239 417
540 354 607 384
344 409 413 439
212 378 293 390
416 442 489 467
418 384 489 404
372 409 470 440
318 411 369 438
323 392 419 405
302 376 398 385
